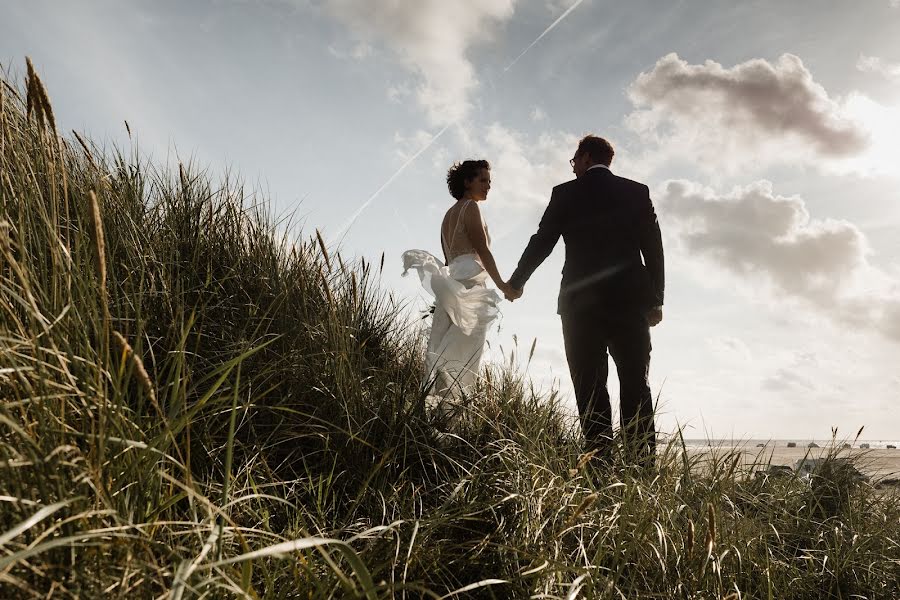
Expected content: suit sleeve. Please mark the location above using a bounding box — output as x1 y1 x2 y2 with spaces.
509 187 564 290
639 186 665 306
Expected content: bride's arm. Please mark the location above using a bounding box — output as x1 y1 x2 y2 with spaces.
464 202 510 294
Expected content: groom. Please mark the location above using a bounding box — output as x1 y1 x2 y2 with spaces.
506 135 664 464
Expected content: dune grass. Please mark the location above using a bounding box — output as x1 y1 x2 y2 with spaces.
2 61 900 599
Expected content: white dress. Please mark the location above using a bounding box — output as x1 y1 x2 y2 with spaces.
401 200 501 408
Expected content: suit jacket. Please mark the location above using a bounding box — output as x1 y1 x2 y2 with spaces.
509 167 664 315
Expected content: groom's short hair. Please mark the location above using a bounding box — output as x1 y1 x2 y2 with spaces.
577 135 614 166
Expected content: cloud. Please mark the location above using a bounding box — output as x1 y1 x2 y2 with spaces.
530 106 547 122
327 40 373 60
760 350 827 395
478 123 576 213
372 121 575 242
393 128 449 169
659 179 900 341
325 0 517 125
762 368 816 392
706 336 753 363
387 82 412 103
625 53 870 173
857 54 900 80
660 180 867 300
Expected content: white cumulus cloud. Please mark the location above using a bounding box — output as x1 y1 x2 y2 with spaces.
625 53 871 173
479 123 576 212
857 54 900 80
325 0 517 125
659 179 900 341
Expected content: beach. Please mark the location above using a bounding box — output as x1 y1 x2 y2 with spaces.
684 442 900 480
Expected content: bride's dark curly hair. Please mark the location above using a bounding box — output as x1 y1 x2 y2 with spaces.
446 159 490 200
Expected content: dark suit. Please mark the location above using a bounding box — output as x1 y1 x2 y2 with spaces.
509 166 664 461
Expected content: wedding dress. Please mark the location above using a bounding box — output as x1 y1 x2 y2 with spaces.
401 200 501 407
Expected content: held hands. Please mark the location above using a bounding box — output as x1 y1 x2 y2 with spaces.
499 281 523 301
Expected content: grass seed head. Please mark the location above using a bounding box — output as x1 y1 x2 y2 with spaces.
179 162 188 194
564 492 599 528
25 56 56 135
706 503 717 555
571 449 598 476
0 219 10 255
25 57 37 121
686 518 695 557
36 79 56 135
89 191 107 292
315 229 331 271
73 130 98 171
112 331 158 409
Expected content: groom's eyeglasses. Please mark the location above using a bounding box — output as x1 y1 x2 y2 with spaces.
569 155 578 167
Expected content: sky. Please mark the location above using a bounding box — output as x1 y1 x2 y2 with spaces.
3 0 899 440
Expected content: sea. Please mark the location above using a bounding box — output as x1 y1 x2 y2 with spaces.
679 439 900 450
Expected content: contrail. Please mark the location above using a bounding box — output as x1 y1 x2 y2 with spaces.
504 0 587 72
334 0 587 240
330 123 450 245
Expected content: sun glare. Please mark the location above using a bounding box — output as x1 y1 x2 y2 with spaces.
845 94 900 175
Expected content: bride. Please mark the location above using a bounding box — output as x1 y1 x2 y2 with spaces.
402 159 515 406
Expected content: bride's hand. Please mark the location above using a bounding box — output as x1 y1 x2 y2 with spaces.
499 282 522 301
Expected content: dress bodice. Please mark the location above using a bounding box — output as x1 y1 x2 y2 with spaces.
441 200 490 263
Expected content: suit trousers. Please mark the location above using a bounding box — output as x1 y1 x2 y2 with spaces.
561 308 655 463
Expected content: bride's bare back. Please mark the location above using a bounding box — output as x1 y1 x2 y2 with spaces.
441 200 490 263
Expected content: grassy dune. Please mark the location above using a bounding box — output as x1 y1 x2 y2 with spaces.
2 62 900 599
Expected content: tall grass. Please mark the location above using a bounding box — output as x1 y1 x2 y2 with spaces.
2 61 900 599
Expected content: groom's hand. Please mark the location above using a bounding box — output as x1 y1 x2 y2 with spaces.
647 306 663 327
505 285 523 301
